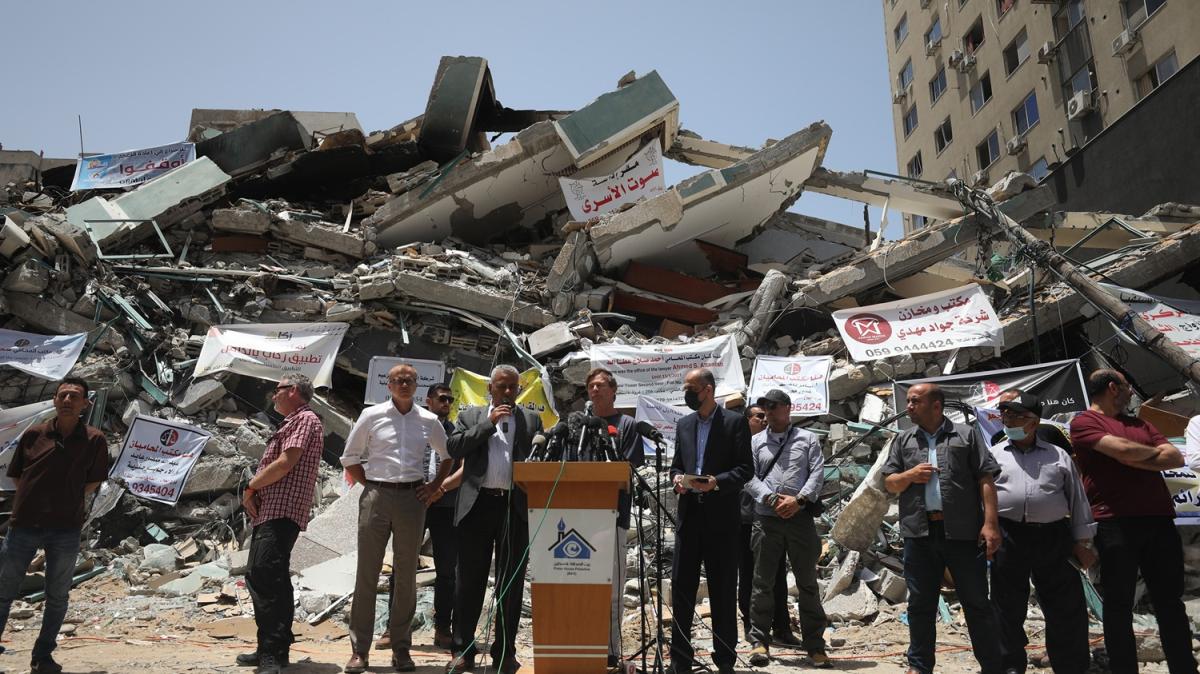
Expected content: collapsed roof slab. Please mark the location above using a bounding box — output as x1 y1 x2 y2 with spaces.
665 129 756 169
390 270 554 329
367 72 680 248
1023 211 1197 248
804 167 967 221
589 122 832 275
188 108 362 142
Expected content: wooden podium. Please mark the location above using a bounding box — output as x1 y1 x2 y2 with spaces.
514 462 630 674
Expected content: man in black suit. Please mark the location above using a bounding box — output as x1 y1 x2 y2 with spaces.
669 368 753 674
445 365 543 674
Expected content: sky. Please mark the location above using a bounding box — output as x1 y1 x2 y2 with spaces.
2 1 904 237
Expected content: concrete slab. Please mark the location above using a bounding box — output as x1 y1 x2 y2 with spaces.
296 551 359 596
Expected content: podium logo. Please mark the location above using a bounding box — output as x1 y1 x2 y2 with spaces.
549 518 596 560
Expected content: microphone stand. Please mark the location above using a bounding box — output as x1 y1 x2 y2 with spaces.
625 436 672 674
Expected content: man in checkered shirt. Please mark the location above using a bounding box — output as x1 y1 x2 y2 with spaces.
237 374 325 674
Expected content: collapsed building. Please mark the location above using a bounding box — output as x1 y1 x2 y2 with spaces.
3 55 1200 668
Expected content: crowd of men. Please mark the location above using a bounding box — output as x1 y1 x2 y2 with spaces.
0 365 1198 674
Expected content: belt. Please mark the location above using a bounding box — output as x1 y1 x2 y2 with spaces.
927 511 945 521
1001 517 1066 529
365 479 423 490
479 487 510 497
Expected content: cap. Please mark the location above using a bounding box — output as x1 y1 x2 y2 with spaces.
755 389 792 408
998 392 1043 418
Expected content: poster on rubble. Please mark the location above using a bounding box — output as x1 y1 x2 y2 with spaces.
110 415 211 505
590 335 744 409
634 395 687 458
70 141 196 191
527 509 616 584
0 400 57 491
558 140 666 221
1099 283 1200 359
747 355 832 416
192 322 348 388
447 367 560 431
832 284 1003 362
0 329 87 381
365 356 446 404
893 359 1089 430
1163 467 1200 525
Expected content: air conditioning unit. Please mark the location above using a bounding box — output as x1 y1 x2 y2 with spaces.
1037 41 1057 64
970 169 989 187
892 88 908 104
1006 135 1027 155
1111 28 1139 57
926 37 942 55
1067 90 1094 120
948 49 965 68
957 53 977 73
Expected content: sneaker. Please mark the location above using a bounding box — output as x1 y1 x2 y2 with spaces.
809 651 833 669
392 648 416 672
749 643 771 667
255 653 284 674
30 657 64 674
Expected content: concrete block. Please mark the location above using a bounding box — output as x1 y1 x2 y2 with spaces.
4 291 123 351
823 581 878 622
824 551 860 601
830 484 890 552
233 423 268 461
211 208 271 234
2 259 49 293
181 457 244 496
296 551 359 595
827 364 871 400
296 483 364 560
139 544 180 572
869 568 907 604
36 215 95 265
356 272 396 301
528 322 577 358
270 293 325 314
272 220 366 258
173 379 227 415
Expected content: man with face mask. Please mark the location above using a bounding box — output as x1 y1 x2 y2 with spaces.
1070 369 1195 674
988 388 1071 453
989 392 1095 674
668 369 753 674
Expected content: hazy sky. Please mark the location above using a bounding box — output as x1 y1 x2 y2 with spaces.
2 1 903 236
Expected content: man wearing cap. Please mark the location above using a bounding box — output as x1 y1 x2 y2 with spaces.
882 382 1004 674
989 393 1096 674
745 390 830 669
988 388 1072 453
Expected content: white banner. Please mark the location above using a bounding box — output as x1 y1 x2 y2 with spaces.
833 283 1003 362
527 509 616 584
634 395 687 459
558 140 666 221
0 329 87 381
365 356 446 404
193 322 348 388
110 415 211 505
0 400 57 491
1099 283 1200 358
747 355 832 416
590 335 744 408
71 141 196 191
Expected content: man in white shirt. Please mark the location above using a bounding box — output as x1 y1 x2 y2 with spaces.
341 364 450 674
1186 414 1200 473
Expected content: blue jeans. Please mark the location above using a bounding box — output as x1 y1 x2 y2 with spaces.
0 527 82 662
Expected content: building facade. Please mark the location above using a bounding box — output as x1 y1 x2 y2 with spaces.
882 0 1199 234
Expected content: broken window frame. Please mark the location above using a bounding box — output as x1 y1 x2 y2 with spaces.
976 129 1001 170
934 117 954 155
82 219 176 260
907 151 924 179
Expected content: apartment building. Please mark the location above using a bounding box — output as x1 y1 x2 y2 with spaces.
883 0 1200 234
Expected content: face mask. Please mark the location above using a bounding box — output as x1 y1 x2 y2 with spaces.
684 390 702 411
1004 426 1028 442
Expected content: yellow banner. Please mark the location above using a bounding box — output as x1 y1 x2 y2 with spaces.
447 367 559 430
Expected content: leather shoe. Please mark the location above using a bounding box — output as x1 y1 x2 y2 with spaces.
236 652 290 667
30 658 63 674
344 653 369 673
446 652 476 674
256 653 284 674
375 629 392 650
434 628 455 650
393 648 416 672
493 656 522 674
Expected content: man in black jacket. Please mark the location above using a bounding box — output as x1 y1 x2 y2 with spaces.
669 368 753 674
445 366 543 674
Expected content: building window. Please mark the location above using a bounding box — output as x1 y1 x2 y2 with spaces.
1122 0 1167 28
934 117 954 153
929 67 948 102
1053 0 1086 39
925 16 943 48
903 105 919 137
907 152 924 179
976 129 1001 169
1003 28 1030 76
997 0 1016 16
1012 91 1039 135
899 59 914 89
912 215 929 230
1066 63 1097 99
964 17 985 55
970 72 993 113
1136 50 1180 98
1028 157 1050 181
895 14 909 49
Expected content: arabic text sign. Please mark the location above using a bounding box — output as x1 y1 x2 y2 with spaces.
110 415 211 505
833 284 1002 362
1130 302 1200 357
590 335 745 409
365 357 446 404
527 508 616 584
1163 467 1200 525
634 395 686 459
0 400 57 491
558 141 666 221
0 329 87 381
193 322 348 388
747 356 832 416
70 142 196 191
447 367 560 431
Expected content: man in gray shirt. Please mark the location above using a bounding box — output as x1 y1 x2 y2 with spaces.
745 390 830 669
990 392 1096 674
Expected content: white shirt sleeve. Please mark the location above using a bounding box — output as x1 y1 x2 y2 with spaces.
341 409 372 467
1186 415 1200 473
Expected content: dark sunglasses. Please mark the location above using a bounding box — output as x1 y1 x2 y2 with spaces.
436 395 455 403
274 384 295 392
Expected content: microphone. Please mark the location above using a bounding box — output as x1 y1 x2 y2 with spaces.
499 398 512 433
584 400 594 417
635 420 665 442
606 424 620 462
529 433 548 461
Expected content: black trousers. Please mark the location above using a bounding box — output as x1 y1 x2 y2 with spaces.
990 519 1089 674
452 492 528 662
387 505 459 633
1095 517 1197 674
737 521 789 636
246 518 301 657
671 512 739 668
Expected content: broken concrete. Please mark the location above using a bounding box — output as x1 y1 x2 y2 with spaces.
172 379 227 415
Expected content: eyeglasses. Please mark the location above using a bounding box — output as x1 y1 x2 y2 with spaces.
389 377 417 386
999 409 1034 421
436 395 455 403
273 384 295 393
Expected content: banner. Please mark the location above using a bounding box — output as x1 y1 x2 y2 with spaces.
893 359 1089 430
193 322 348 388
747 355 832 416
1099 283 1200 358
0 400 57 491
364 356 446 404
110 415 211 505
590 335 745 409
634 395 687 458
833 283 1003 362
70 141 196 191
1163 467 1200 525
447 367 560 431
0 329 87 381
558 140 666 221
